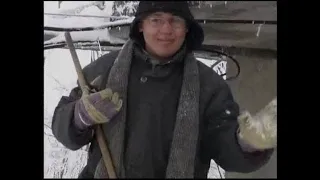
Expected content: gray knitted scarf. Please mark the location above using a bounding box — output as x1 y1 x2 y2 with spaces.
94 39 200 178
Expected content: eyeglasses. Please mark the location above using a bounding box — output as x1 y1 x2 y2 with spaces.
144 15 187 30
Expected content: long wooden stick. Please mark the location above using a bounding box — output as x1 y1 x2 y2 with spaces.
64 32 117 178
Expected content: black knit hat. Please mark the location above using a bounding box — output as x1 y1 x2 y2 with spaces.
129 1 204 51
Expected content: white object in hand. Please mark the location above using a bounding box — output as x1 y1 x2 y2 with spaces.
238 97 277 150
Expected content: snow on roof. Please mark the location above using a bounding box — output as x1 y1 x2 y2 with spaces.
44 1 113 16
44 1 133 29
44 14 133 29
44 14 133 45
44 15 106 28
43 1 133 45
44 28 126 45
44 30 61 37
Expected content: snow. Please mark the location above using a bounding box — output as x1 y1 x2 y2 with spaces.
44 1 109 15
44 15 133 29
78 4 111 17
44 30 61 36
44 29 126 45
44 1 133 29
44 48 93 178
44 15 107 28
113 1 138 16
43 1 133 46
44 1 225 178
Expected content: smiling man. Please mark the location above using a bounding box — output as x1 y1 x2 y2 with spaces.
51 1 276 178
139 12 188 59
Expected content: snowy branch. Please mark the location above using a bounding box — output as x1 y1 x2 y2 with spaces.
44 123 51 129
50 75 69 93
44 17 134 31
44 29 127 46
44 131 55 138
44 12 130 20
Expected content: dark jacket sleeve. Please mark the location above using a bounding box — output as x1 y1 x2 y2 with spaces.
202 76 274 173
52 86 94 150
51 50 120 151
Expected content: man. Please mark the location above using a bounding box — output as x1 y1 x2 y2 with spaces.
51 1 276 178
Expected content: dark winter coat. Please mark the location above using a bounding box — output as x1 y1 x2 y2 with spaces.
51 42 273 178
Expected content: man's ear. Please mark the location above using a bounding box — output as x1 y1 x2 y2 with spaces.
138 21 143 32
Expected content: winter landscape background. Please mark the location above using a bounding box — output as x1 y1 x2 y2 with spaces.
44 1 227 178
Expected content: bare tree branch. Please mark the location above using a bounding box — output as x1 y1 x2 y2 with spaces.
50 75 69 92
44 131 55 138
44 123 51 129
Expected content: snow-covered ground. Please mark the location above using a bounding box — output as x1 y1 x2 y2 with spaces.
44 1 226 178
44 48 92 178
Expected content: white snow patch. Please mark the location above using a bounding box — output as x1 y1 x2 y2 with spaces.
44 1 133 30
44 48 96 178
44 29 126 45
102 1 115 15
44 1 103 14
53 1 90 12
44 15 106 28
44 1 60 13
44 30 61 38
44 1 129 29
80 6 109 17
44 15 133 29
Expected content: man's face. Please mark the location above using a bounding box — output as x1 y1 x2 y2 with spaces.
139 12 188 59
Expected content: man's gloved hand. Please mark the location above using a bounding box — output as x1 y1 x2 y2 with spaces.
74 86 123 130
237 98 277 150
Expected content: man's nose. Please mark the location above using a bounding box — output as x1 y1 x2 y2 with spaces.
159 21 174 34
